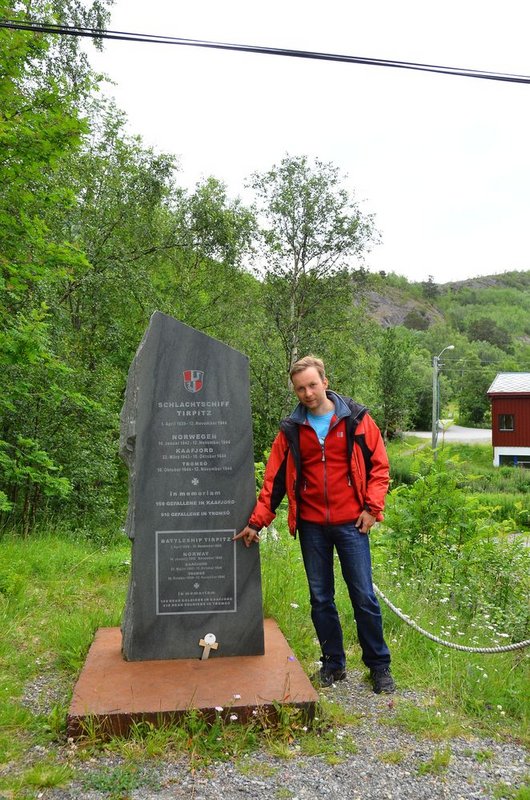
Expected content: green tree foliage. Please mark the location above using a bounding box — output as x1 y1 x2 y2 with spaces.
1 96 260 530
50 100 177 368
439 280 530 343
383 455 529 639
3 4 530 534
156 176 255 341
424 324 512 427
0 4 260 530
36 100 183 524
376 327 414 440
249 155 379 375
405 346 434 430
421 275 439 300
0 1 111 531
467 317 512 350
403 309 430 330
453 351 497 426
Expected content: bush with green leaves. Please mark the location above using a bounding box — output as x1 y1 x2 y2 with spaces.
383 456 485 575
381 455 530 640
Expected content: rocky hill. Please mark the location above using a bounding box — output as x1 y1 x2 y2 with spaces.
357 269 530 333
361 288 443 329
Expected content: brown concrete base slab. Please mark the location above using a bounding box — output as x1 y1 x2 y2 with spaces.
67 618 318 738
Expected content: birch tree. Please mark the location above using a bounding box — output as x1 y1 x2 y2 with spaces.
249 155 378 376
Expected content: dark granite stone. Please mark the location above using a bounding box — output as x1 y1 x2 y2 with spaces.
120 312 264 660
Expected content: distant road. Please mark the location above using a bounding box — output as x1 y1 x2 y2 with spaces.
405 425 492 445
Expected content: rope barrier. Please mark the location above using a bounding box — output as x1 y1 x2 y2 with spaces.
373 582 530 654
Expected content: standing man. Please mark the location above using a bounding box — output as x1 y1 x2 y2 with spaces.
234 356 395 693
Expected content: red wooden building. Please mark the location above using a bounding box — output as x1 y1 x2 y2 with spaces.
487 372 530 467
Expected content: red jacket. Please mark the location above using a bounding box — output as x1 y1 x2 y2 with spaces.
249 392 390 536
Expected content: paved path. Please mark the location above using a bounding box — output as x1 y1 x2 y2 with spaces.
405 425 491 445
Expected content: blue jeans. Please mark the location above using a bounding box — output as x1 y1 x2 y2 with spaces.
298 521 391 671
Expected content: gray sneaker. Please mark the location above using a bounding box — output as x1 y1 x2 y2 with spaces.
370 667 395 694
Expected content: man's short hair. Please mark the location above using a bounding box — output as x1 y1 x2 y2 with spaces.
289 355 326 382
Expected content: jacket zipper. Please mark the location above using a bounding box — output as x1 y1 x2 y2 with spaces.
309 416 343 526
321 443 330 524
321 416 344 525
321 415 343 525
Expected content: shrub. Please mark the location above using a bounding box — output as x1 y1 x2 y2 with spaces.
380 456 530 638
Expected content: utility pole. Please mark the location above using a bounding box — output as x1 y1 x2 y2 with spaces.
431 345 454 451
431 354 439 451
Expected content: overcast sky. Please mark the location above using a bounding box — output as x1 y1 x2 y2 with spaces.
86 0 530 284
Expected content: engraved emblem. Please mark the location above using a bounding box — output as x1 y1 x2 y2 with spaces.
183 369 204 393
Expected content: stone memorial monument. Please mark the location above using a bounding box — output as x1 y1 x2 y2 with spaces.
120 311 264 660
67 312 316 737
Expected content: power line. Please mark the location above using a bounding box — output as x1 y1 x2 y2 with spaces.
443 360 511 366
1 18 530 85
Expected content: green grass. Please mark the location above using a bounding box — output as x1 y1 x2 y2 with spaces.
275 788 294 799
372 444 530 743
387 441 530 522
378 749 407 764
368 573 529 741
384 701 468 740
298 728 356 758
492 776 530 799
237 759 279 778
104 709 264 767
0 480 528 792
417 747 452 775
81 763 160 798
0 531 129 779
0 761 74 797
475 748 494 762
262 516 529 743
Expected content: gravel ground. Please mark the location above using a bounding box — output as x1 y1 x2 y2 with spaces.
10 669 528 800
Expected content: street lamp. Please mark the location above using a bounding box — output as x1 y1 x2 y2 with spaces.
431 345 455 450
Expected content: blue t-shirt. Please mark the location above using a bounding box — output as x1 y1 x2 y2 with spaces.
307 410 334 444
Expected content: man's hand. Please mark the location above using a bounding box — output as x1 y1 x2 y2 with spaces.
233 525 260 547
356 510 376 534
